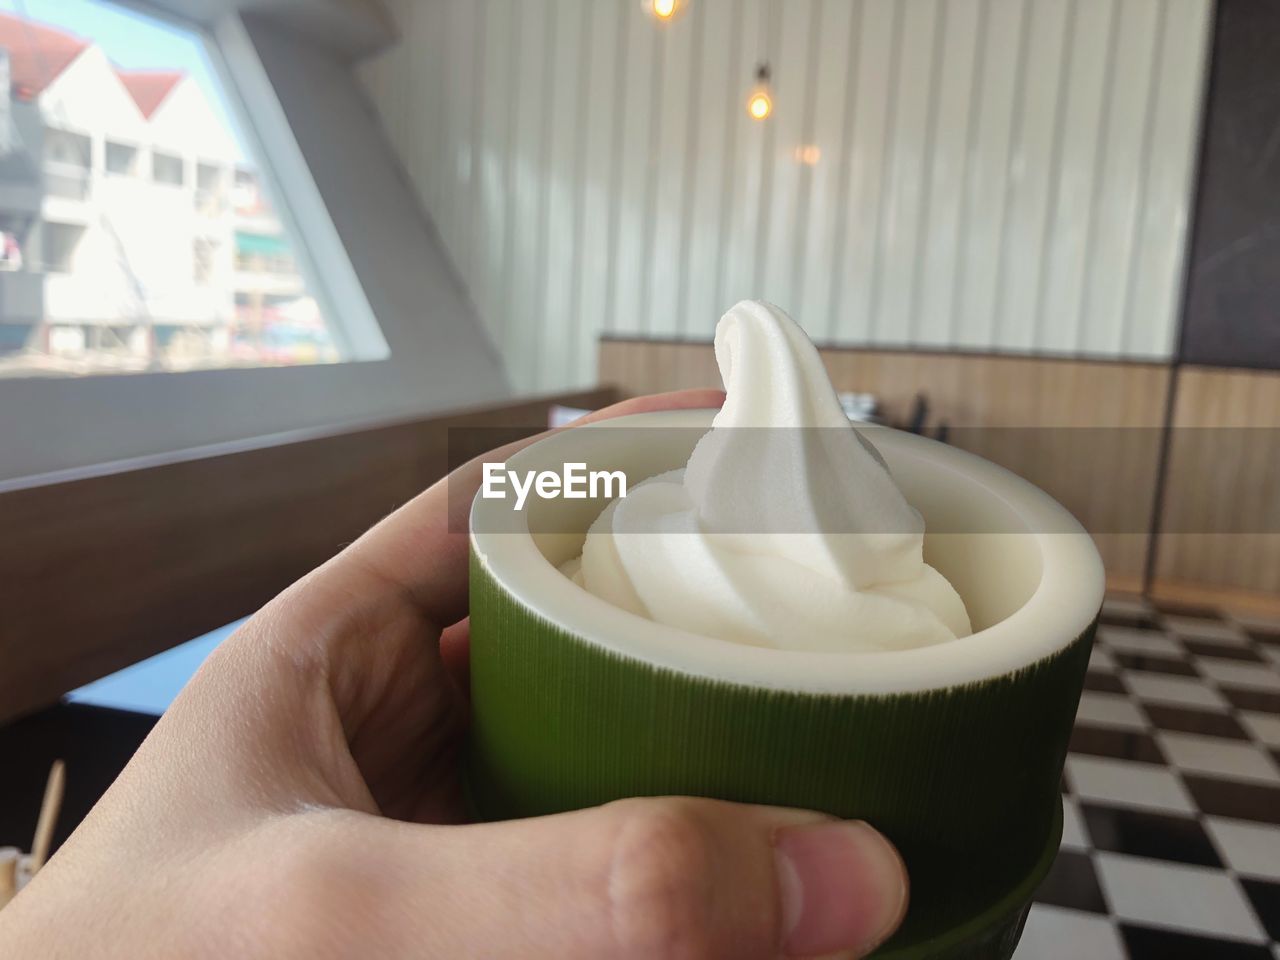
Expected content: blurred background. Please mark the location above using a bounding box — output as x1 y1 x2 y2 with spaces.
0 1 1277 956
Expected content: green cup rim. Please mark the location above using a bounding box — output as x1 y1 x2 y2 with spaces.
471 408 1105 695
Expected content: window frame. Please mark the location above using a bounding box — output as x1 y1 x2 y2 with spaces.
0 0 509 486
104 138 141 177
149 148 186 186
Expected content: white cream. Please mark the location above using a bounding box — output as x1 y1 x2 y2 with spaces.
566 301 971 651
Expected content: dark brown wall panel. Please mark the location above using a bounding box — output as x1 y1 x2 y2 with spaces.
0 388 616 724
1182 0 1280 369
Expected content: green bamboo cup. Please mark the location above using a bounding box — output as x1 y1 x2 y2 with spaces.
468 409 1103 959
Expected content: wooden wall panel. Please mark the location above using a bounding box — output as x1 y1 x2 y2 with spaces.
359 0 1211 392
1155 368 1280 597
0 388 617 724
599 338 1168 588
600 339 1169 424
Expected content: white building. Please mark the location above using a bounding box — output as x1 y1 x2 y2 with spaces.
0 12 326 374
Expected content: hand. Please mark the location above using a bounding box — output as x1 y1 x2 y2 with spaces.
0 390 908 960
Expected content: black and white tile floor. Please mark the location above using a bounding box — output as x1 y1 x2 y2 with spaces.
1012 596 1280 959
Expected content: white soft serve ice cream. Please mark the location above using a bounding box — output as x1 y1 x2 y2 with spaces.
563 301 971 651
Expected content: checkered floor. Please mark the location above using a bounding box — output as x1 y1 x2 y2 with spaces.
1010 596 1280 960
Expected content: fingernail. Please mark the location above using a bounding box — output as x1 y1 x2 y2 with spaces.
774 820 909 958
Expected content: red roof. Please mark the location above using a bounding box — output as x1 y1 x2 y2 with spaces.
0 11 89 98
0 13 185 115
117 69 183 118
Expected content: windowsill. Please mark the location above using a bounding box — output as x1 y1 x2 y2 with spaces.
69 621 242 716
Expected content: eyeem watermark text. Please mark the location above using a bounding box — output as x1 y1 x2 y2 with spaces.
481 462 627 511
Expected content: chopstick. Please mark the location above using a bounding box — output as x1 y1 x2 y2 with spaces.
0 760 66 911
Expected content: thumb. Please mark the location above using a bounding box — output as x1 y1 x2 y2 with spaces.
371 795 908 959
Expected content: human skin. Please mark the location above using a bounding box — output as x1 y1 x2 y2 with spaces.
0 390 908 960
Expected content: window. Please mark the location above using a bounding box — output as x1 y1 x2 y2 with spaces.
43 128 90 169
105 140 139 176
151 150 184 186
195 161 225 213
193 237 216 285
0 0 355 377
41 223 83 273
42 128 92 200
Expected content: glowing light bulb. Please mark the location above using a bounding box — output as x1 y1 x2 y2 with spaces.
651 0 677 19
747 63 773 121
748 90 772 120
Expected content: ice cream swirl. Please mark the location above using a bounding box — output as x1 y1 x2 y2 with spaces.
564 301 971 651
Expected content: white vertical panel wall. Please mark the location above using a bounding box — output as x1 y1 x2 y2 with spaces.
358 0 1212 392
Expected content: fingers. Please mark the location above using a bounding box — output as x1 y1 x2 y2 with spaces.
339 388 724 628
357 796 907 960
438 617 470 691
